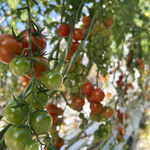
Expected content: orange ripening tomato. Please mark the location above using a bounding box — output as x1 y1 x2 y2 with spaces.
0 34 24 64
25 56 49 79
104 18 115 28
102 107 114 119
66 49 75 60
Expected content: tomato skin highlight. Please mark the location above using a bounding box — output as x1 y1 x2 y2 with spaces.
25 140 39 150
58 24 70 37
9 57 30 76
26 56 49 80
91 88 105 103
4 99 29 124
5 125 30 150
21 30 46 55
31 111 52 135
41 71 63 91
0 34 24 64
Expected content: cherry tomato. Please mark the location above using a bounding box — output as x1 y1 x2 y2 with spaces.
26 92 48 110
0 34 24 64
26 56 49 79
22 81 28 88
102 107 114 119
87 96 92 102
73 29 84 41
58 24 70 37
5 125 30 150
22 76 28 82
31 111 52 135
4 99 29 124
126 54 133 65
117 126 125 135
137 58 143 65
51 114 58 124
25 140 39 150
66 48 75 60
82 81 94 96
72 96 85 108
70 42 80 52
82 16 92 27
57 107 63 116
90 102 103 114
41 71 63 91
9 57 30 76
54 137 65 148
46 103 57 115
91 88 105 103
21 29 46 55
104 18 114 28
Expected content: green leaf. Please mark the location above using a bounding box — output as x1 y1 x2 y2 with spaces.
0 138 7 150
7 0 19 9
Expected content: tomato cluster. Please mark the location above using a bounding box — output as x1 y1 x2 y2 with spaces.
116 110 130 123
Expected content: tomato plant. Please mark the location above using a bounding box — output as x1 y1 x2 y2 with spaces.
21 29 46 55
4 99 29 124
26 56 49 79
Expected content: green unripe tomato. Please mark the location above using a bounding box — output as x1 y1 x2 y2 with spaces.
64 80 72 88
5 125 30 150
9 57 30 76
4 99 29 124
31 111 52 135
90 113 102 122
41 71 63 91
94 130 102 141
71 85 80 94
74 65 83 75
26 92 48 110
25 141 39 150
105 122 113 131
79 124 84 129
66 73 74 80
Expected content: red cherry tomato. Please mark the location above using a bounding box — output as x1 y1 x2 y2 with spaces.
54 137 64 148
26 56 49 79
0 34 24 64
22 76 28 82
46 103 57 115
21 29 46 55
66 49 75 60
72 96 85 108
58 24 70 37
73 29 84 41
137 59 143 65
90 102 103 114
70 42 80 52
117 126 124 135
91 88 105 103
82 81 94 96
57 107 63 116
51 114 58 124
82 16 92 27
